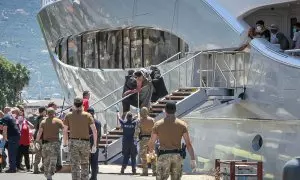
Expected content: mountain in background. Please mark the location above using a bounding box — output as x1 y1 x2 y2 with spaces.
0 0 62 100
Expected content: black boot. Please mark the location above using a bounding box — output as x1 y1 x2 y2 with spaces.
120 167 125 174
132 168 136 175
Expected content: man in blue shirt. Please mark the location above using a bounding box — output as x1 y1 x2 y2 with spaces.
2 108 21 173
118 112 138 175
87 107 101 180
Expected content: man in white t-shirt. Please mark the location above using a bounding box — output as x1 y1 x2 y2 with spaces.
292 23 300 49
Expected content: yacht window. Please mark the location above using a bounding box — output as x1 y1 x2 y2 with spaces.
82 32 98 68
55 27 189 69
68 35 81 67
61 38 68 64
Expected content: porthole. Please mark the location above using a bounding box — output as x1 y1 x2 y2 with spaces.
252 134 263 151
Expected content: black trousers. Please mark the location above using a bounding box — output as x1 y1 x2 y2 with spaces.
122 141 137 170
16 145 30 170
89 148 99 180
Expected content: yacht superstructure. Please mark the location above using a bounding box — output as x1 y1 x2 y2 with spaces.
38 0 300 179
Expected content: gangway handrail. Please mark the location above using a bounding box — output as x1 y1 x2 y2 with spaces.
101 51 202 112
284 49 300 54
89 52 182 108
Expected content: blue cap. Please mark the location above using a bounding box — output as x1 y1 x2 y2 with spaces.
87 107 95 115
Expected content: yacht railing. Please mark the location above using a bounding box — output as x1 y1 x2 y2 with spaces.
41 0 58 8
284 49 300 56
199 51 247 92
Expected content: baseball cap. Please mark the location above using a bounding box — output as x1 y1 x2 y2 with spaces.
270 24 278 30
74 96 83 104
47 107 56 114
87 107 95 115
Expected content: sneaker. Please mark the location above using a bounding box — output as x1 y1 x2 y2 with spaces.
5 169 17 173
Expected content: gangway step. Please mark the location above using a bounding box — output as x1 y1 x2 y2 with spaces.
108 130 123 135
172 92 191 96
178 87 197 92
99 139 113 144
150 107 164 113
101 135 122 139
151 104 166 108
165 95 185 100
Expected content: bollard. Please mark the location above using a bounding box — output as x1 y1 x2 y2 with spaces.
283 157 300 180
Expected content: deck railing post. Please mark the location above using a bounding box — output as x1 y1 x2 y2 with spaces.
257 161 263 180
215 159 220 180
230 161 235 180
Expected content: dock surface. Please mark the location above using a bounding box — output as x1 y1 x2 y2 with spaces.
0 165 214 180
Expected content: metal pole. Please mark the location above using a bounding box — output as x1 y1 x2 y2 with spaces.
257 161 263 180
215 159 220 180
105 112 108 164
137 92 140 119
230 161 235 180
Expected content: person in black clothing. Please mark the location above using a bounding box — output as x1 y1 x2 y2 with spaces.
122 70 138 113
255 20 271 42
87 107 101 180
150 66 168 102
33 106 46 174
2 109 20 173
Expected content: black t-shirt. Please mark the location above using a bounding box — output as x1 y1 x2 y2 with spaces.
259 29 271 42
34 115 44 139
2 114 20 138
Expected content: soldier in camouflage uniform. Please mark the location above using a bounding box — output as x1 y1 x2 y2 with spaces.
148 101 197 180
36 108 64 180
63 97 97 180
137 107 156 176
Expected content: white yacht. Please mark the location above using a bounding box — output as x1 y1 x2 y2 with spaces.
38 0 300 179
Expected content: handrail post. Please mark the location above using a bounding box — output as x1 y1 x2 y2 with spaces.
104 116 108 164
230 161 235 180
257 161 263 180
215 159 220 180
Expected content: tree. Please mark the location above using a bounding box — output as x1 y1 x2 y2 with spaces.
0 55 30 109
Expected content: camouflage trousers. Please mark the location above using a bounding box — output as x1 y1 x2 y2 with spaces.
42 141 60 179
139 137 156 174
157 154 183 180
70 139 90 180
33 144 42 171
